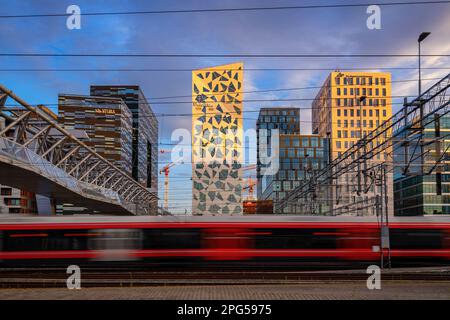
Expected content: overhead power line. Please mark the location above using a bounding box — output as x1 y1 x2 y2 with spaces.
0 1 449 19
2 53 450 58
1 67 449 73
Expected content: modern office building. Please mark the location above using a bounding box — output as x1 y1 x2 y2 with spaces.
260 133 328 213
192 62 244 215
256 108 300 200
58 94 133 176
90 85 159 212
312 71 393 215
394 114 450 215
0 185 37 214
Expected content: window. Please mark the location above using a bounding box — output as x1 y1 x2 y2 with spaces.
283 181 291 191
282 158 290 170
0 188 12 196
336 141 341 149
273 181 281 191
302 137 309 147
310 137 318 147
288 148 295 157
288 171 295 181
316 149 324 158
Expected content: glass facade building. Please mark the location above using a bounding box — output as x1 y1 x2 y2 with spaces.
58 94 133 176
260 133 328 213
394 114 450 215
90 86 159 212
256 108 300 200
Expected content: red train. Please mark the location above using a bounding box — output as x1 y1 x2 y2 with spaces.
0 215 449 267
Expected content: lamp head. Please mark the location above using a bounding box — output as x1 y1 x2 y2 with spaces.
418 32 431 42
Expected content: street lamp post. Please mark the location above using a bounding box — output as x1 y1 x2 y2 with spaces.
418 32 431 96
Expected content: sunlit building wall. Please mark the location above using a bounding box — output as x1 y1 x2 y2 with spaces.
192 63 244 215
312 71 393 215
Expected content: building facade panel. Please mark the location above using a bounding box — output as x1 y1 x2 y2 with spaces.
192 63 244 215
90 86 158 213
260 134 328 213
394 114 450 215
58 94 133 176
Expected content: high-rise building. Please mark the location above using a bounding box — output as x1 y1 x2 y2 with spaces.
260 133 328 213
192 63 244 215
256 108 300 200
394 114 450 215
58 94 133 176
90 85 159 212
312 71 393 215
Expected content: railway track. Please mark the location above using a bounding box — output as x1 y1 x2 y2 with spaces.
0 266 449 288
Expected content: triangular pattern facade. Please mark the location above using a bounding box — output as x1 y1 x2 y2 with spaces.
192 62 243 215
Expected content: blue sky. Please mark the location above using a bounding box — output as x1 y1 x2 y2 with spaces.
1 0 450 213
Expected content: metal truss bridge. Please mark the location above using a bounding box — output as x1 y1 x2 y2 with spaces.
0 84 157 215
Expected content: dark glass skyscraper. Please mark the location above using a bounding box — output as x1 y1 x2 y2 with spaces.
58 94 133 176
256 107 300 200
90 85 158 212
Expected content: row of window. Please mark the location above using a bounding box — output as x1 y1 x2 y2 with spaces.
259 110 297 116
336 87 386 97
336 108 387 118
281 136 322 148
335 76 387 86
257 122 298 131
337 119 384 130
336 98 387 107
279 147 324 158
259 115 298 123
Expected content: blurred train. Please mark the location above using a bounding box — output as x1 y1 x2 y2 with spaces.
0 215 449 268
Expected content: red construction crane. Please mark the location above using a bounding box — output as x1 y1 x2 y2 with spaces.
242 164 257 201
159 158 184 211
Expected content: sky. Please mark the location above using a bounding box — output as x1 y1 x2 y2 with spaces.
1 0 450 213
